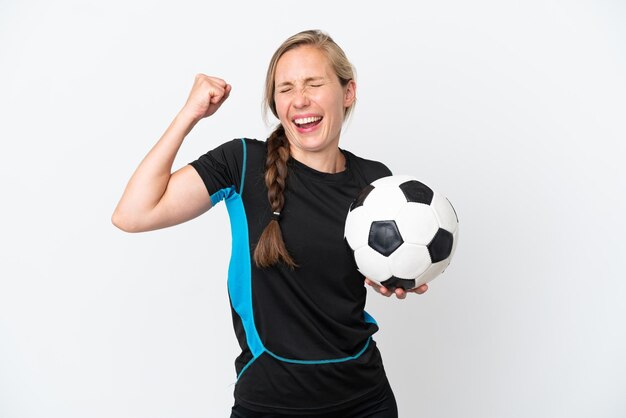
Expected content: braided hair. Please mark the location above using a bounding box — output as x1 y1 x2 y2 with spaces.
252 125 297 268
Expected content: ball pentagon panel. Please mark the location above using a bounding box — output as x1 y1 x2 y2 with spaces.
448 228 459 265
349 184 374 211
368 220 403 257
427 228 454 263
420 229 458 283
399 180 434 205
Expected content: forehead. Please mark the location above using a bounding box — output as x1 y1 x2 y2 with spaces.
274 45 334 83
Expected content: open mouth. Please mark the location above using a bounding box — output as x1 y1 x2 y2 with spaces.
293 116 323 129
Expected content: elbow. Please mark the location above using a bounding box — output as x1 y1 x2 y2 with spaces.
111 210 140 233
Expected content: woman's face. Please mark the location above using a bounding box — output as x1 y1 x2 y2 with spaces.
273 45 356 159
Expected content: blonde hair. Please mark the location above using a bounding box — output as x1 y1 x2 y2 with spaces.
253 29 356 269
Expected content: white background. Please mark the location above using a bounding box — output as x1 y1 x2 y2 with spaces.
1 1 625 417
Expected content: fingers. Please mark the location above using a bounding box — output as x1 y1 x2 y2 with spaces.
379 286 393 297
364 278 428 299
183 74 232 120
365 278 391 297
195 73 228 89
209 82 231 104
409 284 429 294
220 84 232 102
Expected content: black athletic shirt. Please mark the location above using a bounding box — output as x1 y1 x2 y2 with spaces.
189 138 393 415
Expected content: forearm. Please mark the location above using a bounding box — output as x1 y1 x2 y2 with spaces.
112 109 199 228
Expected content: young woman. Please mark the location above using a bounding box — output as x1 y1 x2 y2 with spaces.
112 29 428 418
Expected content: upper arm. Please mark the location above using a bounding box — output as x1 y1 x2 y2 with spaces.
115 138 244 233
139 165 213 232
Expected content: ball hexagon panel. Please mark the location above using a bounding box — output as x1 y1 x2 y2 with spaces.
368 220 403 256
344 206 371 250
360 183 407 220
354 246 392 282
431 192 458 233
418 259 450 286
394 203 439 245
388 243 431 279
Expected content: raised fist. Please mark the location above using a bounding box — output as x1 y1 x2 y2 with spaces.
182 74 232 121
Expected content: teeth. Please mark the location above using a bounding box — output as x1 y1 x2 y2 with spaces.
294 116 321 125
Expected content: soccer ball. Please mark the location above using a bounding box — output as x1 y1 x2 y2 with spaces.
344 175 459 290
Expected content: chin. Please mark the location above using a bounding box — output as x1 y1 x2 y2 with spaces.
293 132 338 151
293 140 330 153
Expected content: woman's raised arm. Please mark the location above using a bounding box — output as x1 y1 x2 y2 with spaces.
111 75 231 232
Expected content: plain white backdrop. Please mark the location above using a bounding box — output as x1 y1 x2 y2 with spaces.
1 1 625 417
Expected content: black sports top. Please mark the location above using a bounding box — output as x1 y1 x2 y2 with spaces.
189 138 393 415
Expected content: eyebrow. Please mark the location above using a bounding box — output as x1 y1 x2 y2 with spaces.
276 77 326 88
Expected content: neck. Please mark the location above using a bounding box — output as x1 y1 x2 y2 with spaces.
290 146 346 174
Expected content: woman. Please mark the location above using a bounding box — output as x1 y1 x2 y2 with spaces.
112 29 428 417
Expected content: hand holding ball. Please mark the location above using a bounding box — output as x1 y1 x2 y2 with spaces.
344 175 459 291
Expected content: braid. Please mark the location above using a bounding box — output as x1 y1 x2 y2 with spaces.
253 125 298 269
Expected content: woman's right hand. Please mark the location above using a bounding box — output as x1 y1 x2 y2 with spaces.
181 74 232 122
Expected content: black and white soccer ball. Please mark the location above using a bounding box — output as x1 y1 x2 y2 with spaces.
344 175 459 290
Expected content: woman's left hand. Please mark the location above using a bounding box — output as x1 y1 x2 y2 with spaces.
364 278 428 299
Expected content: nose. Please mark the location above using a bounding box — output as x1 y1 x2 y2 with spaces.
293 87 310 108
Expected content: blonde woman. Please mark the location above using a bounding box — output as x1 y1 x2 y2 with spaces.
112 29 428 417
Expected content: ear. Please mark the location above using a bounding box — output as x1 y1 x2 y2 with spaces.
343 79 356 107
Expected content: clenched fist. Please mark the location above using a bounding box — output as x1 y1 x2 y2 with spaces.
182 74 232 122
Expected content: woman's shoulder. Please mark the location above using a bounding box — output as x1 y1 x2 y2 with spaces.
241 137 269 152
240 137 269 161
208 137 266 158
242 137 265 145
